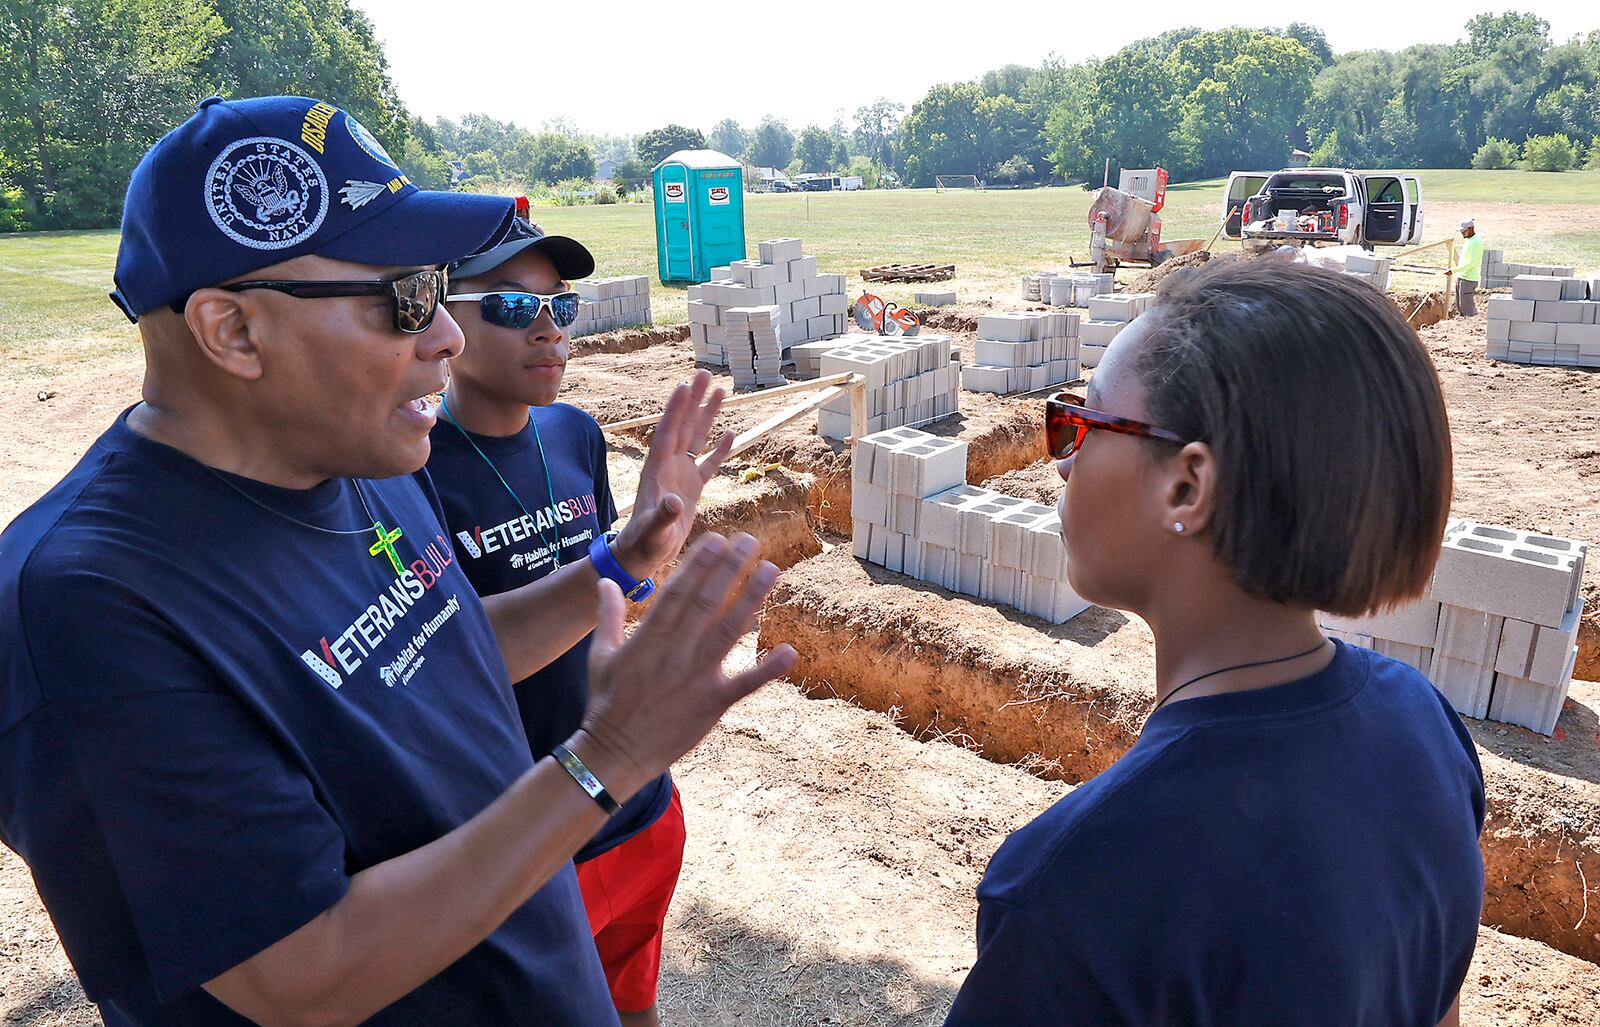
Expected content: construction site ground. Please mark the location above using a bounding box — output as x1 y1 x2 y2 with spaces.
3 301 1599 1023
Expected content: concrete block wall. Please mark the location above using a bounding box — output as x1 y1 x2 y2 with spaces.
1319 519 1589 735
685 238 847 365
1478 249 1575 291
1022 272 1113 307
816 335 960 440
1080 292 1157 368
851 427 1091 624
722 306 785 389
570 276 652 337
1484 275 1600 367
961 311 1082 395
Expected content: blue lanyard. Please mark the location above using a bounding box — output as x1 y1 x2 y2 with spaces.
439 400 561 557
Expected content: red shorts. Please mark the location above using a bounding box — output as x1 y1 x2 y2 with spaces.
575 786 686 1012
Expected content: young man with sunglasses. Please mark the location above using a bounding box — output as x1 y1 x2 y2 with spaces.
0 95 794 1026
425 219 704 1026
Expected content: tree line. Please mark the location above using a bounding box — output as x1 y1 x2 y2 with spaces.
1 3 1595 233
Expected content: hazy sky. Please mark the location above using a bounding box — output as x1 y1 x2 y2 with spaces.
351 0 1592 138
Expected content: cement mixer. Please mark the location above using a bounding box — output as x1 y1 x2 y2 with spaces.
1088 167 1206 273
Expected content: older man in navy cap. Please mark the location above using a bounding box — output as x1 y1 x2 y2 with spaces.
0 96 792 1026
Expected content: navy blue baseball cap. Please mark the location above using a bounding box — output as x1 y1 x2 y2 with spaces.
450 206 595 282
110 95 517 320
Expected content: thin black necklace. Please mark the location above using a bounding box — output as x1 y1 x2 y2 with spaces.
1147 640 1330 720
439 398 560 554
204 465 385 536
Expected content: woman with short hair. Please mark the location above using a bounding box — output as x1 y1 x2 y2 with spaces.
947 259 1483 1027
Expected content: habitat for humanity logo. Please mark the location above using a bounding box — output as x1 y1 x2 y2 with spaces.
296 533 458 689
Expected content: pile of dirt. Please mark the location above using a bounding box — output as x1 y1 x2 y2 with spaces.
568 323 688 358
1127 248 1216 292
1393 288 1451 328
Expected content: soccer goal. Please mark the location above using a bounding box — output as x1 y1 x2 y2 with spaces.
934 175 984 192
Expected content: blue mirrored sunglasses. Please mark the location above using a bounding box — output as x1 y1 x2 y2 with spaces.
446 290 581 330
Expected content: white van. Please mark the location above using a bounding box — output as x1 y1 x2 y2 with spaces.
1220 168 1424 247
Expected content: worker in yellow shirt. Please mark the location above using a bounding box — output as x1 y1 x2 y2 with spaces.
1450 218 1483 317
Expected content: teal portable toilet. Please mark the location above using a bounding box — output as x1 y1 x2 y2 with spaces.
653 149 745 283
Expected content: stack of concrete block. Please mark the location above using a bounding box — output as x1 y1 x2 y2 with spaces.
722 306 786 389
1340 251 1391 292
916 290 957 306
569 276 652 337
788 338 843 380
1320 519 1588 735
850 426 1091 624
1485 275 1600 367
1079 292 1157 368
1022 272 1112 307
960 312 1081 395
817 334 959 440
685 238 847 366
1478 250 1575 291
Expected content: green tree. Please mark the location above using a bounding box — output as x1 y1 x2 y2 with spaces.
1046 48 1178 186
527 132 595 184
612 157 648 192
1168 30 1320 178
1522 132 1576 171
898 82 983 186
1306 50 1399 166
1471 137 1519 169
851 98 903 166
635 123 704 168
980 64 1033 97
0 0 227 227
745 117 794 169
201 0 410 143
707 118 747 159
1280 22 1333 66
794 125 836 173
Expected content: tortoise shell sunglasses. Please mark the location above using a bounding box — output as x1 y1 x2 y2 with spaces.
1045 391 1190 459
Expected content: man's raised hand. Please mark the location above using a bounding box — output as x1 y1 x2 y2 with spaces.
575 532 796 800
613 371 733 578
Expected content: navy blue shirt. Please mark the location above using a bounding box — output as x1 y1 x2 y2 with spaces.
947 640 1485 1027
0 411 617 1026
427 404 672 862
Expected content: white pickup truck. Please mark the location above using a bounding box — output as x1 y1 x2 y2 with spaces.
1220 168 1425 248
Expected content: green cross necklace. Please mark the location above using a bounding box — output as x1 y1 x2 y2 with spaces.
367 520 406 575
203 467 408 576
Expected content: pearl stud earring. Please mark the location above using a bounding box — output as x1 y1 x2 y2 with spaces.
1174 522 1185 534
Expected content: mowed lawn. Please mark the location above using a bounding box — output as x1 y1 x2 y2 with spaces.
4 169 1599 371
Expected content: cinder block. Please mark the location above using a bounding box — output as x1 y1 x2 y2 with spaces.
867 523 887 565
1372 640 1433 676
961 364 1013 394
1431 523 1583 628
1025 515 1067 580
916 291 957 306
758 238 804 265
852 481 889 526
975 314 1032 343
1485 318 1510 342
957 553 983 595
1485 296 1535 321
888 435 968 499
1080 320 1124 346
919 485 984 550
1488 646 1575 736
1428 604 1504 719
1080 343 1106 369
987 507 1040 569
1086 295 1140 322
1559 278 1589 300
1511 275 1566 301
980 563 1020 607
1534 300 1587 324
1049 582 1093 624
786 255 818 281
851 519 870 560
882 531 906 574
1319 597 1441 648
1495 599 1581 686
1508 321 1557 344
1556 322 1600 346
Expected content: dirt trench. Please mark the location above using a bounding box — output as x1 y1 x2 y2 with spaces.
758 546 1600 966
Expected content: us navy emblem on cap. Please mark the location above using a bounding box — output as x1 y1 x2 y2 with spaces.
205 136 329 250
346 114 398 170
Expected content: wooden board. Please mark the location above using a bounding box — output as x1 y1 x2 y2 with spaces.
860 263 956 283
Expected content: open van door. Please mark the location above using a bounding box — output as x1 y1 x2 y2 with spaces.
1362 174 1406 245
1221 171 1269 240
1401 174 1424 244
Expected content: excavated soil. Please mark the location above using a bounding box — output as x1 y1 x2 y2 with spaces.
760 546 1600 965
569 322 689 358
7 638 1597 1025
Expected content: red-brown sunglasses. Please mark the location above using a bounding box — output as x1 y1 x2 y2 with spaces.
1045 391 1189 459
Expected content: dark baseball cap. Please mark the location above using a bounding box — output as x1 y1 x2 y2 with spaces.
110 95 517 320
450 203 595 282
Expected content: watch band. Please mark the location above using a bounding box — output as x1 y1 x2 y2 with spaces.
588 530 656 602
552 743 620 815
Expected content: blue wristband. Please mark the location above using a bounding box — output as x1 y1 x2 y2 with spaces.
589 530 655 602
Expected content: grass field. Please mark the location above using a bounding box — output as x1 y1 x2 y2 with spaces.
3 169 1598 374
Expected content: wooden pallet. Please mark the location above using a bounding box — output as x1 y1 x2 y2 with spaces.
860 263 956 283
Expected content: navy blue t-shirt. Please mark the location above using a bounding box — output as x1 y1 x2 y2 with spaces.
427 404 673 862
0 411 617 1026
947 640 1485 1027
